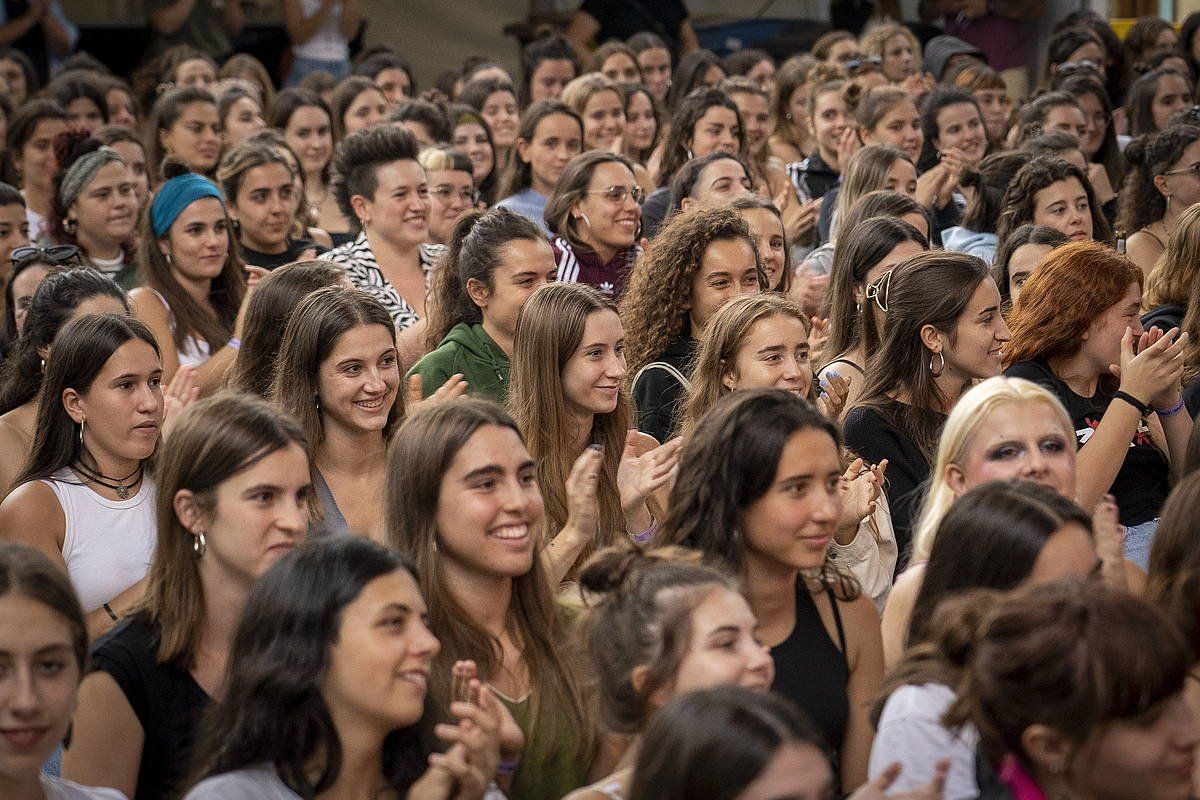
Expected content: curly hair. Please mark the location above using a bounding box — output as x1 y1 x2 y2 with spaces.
619 205 762 374
1116 124 1200 235
657 88 745 187
995 155 1114 250
1003 240 1142 369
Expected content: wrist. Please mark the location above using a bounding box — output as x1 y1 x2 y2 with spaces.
1113 389 1150 416
1154 395 1186 417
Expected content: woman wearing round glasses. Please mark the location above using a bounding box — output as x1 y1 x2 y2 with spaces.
544 151 642 300
1117 125 1200 277
418 145 477 246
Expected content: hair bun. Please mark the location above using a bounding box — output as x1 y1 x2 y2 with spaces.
160 156 193 181
580 545 645 595
1123 134 1152 168
841 81 865 113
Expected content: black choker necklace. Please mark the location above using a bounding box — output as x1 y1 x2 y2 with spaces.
74 460 143 500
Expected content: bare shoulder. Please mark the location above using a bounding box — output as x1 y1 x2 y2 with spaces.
128 287 169 322
0 479 65 552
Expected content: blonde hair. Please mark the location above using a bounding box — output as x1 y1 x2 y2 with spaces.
911 377 1074 562
860 24 923 74
561 72 621 118
507 283 632 575
1145 201 1200 310
833 145 910 240
681 293 808 437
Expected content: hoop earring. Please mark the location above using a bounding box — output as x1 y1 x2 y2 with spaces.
579 212 591 228
929 352 945 378
78 419 84 451
193 530 206 558
685 148 693 160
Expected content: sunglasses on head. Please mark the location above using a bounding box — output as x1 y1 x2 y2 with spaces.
10 244 83 266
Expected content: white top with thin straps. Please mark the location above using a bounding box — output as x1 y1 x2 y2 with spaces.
43 469 156 613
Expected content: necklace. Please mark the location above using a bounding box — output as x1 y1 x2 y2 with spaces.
308 185 330 221
73 460 143 500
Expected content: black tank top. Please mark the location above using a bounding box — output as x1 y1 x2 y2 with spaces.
770 583 850 761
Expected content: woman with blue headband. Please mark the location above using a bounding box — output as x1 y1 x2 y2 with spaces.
130 158 252 395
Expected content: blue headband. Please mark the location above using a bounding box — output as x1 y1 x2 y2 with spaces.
151 173 225 237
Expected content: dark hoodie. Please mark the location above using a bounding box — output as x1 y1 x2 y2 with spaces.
407 322 510 405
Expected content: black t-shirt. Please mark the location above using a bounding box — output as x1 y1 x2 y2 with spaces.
88 615 211 800
842 400 942 569
1005 359 1169 526
238 237 324 270
579 0 689 54
633 334 696 444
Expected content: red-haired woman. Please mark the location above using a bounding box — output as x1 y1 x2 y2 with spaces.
1004 241 1192 570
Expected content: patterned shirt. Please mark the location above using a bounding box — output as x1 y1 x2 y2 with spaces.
319 231 445 330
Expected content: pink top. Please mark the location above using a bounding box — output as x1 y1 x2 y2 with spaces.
998 754 1048 800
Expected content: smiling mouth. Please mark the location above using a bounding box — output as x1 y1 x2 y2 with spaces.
398 670 428 689
354 396 387 411
0 727 47 748
491 524 529 541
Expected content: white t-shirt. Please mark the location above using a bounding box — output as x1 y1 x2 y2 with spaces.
290 0 349 62
41 773 127 800
869 682 980 800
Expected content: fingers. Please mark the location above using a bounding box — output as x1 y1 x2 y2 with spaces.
406 375 424 406
432 374 469 401
922 759 950 797
566 446 603 500
872 762 903 792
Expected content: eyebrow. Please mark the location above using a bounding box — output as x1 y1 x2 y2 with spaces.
379 602 414 615
705 625 742 639
756 344 786 356
241 483 283 496
976 304 999 316
0 643 72 657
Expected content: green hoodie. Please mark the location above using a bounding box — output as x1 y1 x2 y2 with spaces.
407 322 510 405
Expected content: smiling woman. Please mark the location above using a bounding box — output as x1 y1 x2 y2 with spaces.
61 391 314 800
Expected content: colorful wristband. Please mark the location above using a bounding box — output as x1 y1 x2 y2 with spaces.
1155 397 1187 418
227 337 241 351
496 759 520 776
629 520 658 544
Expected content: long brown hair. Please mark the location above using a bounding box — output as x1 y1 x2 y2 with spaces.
141 391 312 668
138 160 247 355
270 286 403 450
385 398 595 761
620 205 762 375
507 283 630 569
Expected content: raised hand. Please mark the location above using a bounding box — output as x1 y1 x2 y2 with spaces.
816 369 851 420
408 373 469 407
1110 326 1187 410
161 364 199 442
564 445 603 540
1092 495 1128 590
616 430 683 515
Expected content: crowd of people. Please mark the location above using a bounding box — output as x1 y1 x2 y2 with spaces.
2 6 1200 800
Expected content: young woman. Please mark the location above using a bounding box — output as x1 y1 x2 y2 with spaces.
130 161 248 394
861 24 921 86
60 391 312 800
226 260 345 398
629 31 672 104
0 313 159 642
1056 73 1125 190
721 77 789 198
731 194 790 294
520 33 577 104
950 62 1010 147
43 73 108 135
1117 125 1200 276
914 87 988 237
458 77 519 173
620 84 660 174
96 124 151 214
767 57 815 165
0 541 127 800
319 125 444 331
271 287 399 540
680 295 893 606
1144 201 1200 335
281 0 359 85
147 87 221 186
565 545 775 800
820 215 928 418
992 224 1069 309
643 89 743 238
417 145 475 246
946 580 1199 800
660 389 884 791
561 73 627 155
3 99 68 242
631 686 947 800
843 252 1010 562
591 40 641 86
48 132 139 289
450 105 498 207
851 86 922 167
666 50 727 112
787 74 853 205
879 375 1084 663
995 155 1113 250
183 534 501 799
410 208 555 405
218 140 319 270
353 51 414 107
216 83 265 151
2 247 78 352
1125 66 1192 137
330 76 387 141
621 205 764 444
270 89 342 241
1004 241 1192 569
508 283 680 582
495 100 583 234
386 398 598 799
0 269 127 499
544 151 642 300
666 152 755 218
819 144 917 247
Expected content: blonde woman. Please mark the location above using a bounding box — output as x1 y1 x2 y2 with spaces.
860 23 929 93
880 376 1134 669
561 73 654 191
680 293 891 606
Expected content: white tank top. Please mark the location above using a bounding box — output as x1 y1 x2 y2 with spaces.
43 469 156 613
291 0 349 62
